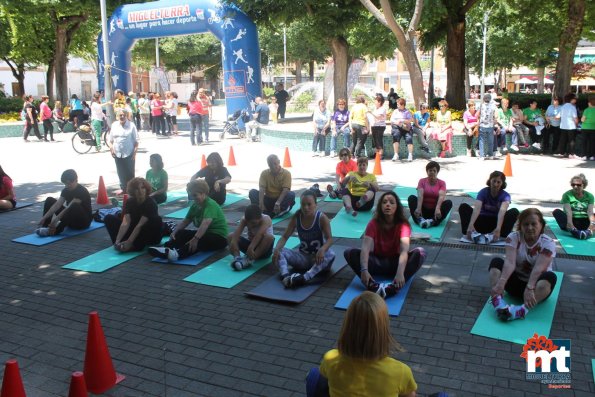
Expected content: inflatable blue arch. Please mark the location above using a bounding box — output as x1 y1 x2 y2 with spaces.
97 0 261 115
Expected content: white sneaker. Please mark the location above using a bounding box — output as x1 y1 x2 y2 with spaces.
510 145 519 151
231 256 246 270
495 151 502 157
478 156 485 161
501 147 508 153
312 152 318 157
330 150 336 158
532 142 541 150
319 151 326 157
407 153 413 162
36 227 50 237
167 248 179 262
392 154 398 161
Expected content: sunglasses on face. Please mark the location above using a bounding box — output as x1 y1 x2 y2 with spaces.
571 183 583 187
440 105 446 108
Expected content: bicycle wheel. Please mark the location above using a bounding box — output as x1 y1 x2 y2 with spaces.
72 132 93 154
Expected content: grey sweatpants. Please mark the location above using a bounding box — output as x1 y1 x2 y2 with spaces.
277 248 335 281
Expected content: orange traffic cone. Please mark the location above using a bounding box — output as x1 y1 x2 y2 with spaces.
373 152 383 176
503 153 513 177
228 146 237 166
83 312 125 394
1 359 26 397
200 154 207 169
96 176 109 205
283 147 292 168
67 372 88 397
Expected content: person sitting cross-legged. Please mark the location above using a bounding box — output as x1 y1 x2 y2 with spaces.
36 169 92 236
149 180 228 262
249 154 296 218
344 191 426 299
340 156 378 217
272 190 335 289
488 208 558 321
228 204 275 270
407 161 452 228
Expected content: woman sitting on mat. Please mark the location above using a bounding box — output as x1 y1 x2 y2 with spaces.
326 147 357 199
458 170 519 244
272 190 335 289
344 191 426 299
306 291 417 397
341 156 379 217
552 173 594 240
0 165 16 210
146 154 168 204
149 179 228 262
104 177 163 252
190 152 231 206
228 204 275 270
408 161 452 228
488 208 558 321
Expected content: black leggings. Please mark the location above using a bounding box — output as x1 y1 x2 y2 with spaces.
371 126 385 150
104 214 163 251
42 119 54 140
488 257 557 299
407 195 452 226
552 209 590 231
42 197 92 233
557 129 576 155
164 229 227 259
344 247 425 281
350 123 367 158
458 202 519 237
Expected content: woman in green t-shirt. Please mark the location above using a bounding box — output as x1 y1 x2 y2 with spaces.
145 154 168 204
581 96 595 160
552 173 595 240
149 179 228 262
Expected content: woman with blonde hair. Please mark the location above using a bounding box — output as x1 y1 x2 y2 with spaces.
306 291 417 397
430 99 453 158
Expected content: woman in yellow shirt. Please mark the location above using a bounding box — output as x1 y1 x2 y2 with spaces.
306 292 417 397
349 95 370 158
340 157 378 217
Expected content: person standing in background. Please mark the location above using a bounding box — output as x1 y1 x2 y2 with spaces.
274 83 289 119
198 88 212 142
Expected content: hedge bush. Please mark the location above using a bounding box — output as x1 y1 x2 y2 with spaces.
0 97 25 113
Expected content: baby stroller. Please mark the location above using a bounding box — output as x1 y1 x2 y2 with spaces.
221 108 250 140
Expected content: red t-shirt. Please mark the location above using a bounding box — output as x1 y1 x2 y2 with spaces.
187 100 204 115
199 96 211 115
416 177 446 209
365 219 411 258
336 160 357 183
0 176 15 200
151 100 163 116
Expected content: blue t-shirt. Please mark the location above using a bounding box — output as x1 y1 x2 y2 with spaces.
477 187 511 217
332 109 350 128
414 111 430 127
70 98 83 111
255 103 270 124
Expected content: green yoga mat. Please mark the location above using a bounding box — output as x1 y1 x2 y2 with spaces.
183 236 300 288
271 198 301 225
165 193 246 219
545 217 595 257
330 207 374 238
62 247 145 273
393 186 418 206
324 195 343 202
470 271 563 345
117 190 188 207
408 213 450 241
591 359 595 384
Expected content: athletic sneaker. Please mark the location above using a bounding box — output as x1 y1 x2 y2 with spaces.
579 230 592 240
420 219 432 229
484 234 494 244
326 184 337 199
149 246 169 259
231 256 244 270
330 150 337 158
382 283 399 298
312 151 319 157
167 248 179 262
490 294 508 310
570 228 581 239
282 273 305 288
407 153 413 162
391 154 398 162
370 283 386 298
532 142 541 150
510 144 519 152
36 227 50 237
471 231 482 244
275 205 293 218
421 146 430 154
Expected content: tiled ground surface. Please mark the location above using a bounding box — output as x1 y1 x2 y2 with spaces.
0 110 593 396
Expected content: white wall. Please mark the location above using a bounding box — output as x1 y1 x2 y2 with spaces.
0 57 98 100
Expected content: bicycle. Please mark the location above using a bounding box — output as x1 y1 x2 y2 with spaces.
71 121 110 154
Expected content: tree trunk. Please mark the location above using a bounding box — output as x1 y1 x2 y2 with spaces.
46 59 55 100
330 36 350 105
464 65 470 100
295 60 302 84
309 61 315 81
554 0 585 99
54 24 68 103
536 66 545 94
400 40 426 107
445 19 466 109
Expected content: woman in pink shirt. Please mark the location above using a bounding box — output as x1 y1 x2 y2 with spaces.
407 161 452 228
463 100 479 157
39 95 54 141
187 90 204 145
151 93 166 136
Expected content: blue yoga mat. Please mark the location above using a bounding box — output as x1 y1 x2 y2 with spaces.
165 193 246 219
0 202 34 212
335 276 415 316
151 250 217 266
470 271 564 344
12 221 104 246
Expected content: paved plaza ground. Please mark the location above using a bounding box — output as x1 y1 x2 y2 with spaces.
0 106 593 396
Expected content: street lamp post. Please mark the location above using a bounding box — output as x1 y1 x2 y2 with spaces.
480 11 488 99
283 27 287 86
100 0 114 123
